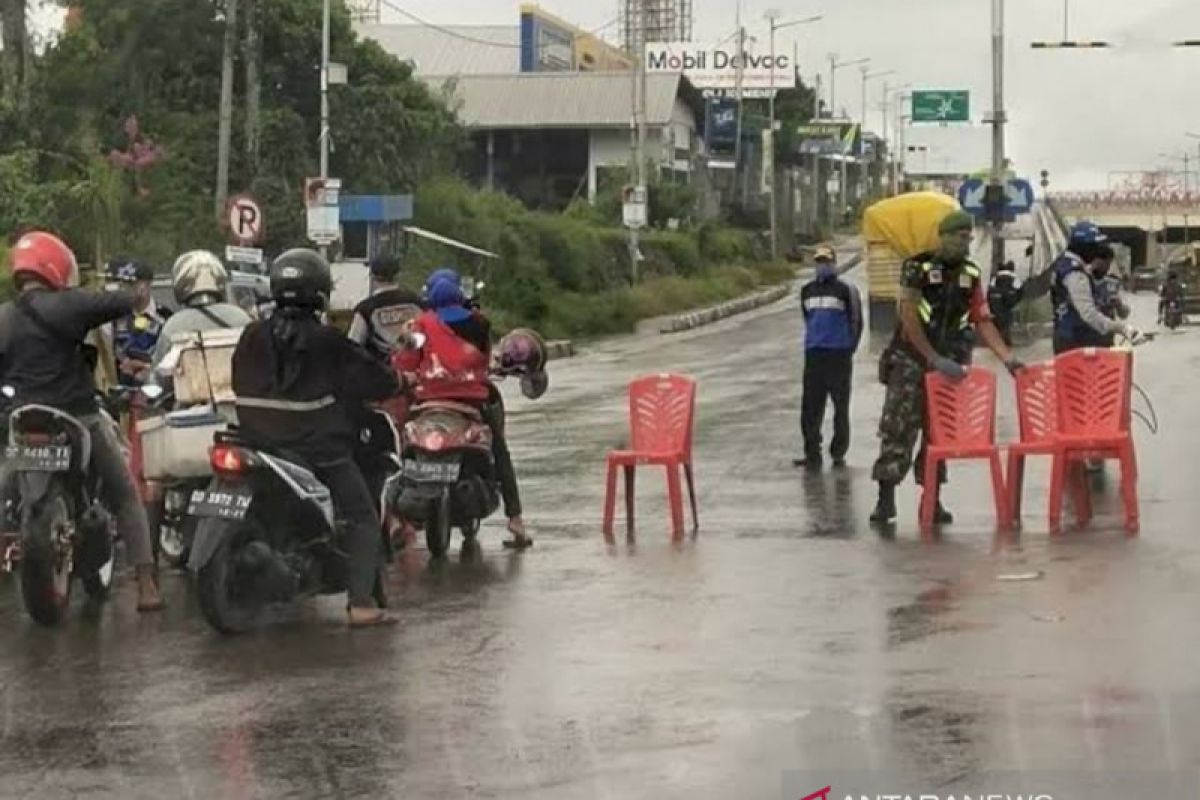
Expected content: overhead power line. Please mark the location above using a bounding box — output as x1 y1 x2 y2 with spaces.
377 0 619 49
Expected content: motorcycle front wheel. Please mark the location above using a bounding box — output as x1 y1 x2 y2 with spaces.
20 483 74 626
425 487 452 559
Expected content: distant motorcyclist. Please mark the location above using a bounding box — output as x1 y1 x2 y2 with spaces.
152 251 252 369
987 260 1023 346
1051 221 1144 354
347 254 423 362
106 258 165 385
231 249 400 627
1160 271 1185 325
394 269 532 549
0 232 163 611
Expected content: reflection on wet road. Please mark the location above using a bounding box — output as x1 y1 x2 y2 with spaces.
1 275 1199 799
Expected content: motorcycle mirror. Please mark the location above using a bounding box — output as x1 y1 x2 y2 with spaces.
1 386 13 399
140 384 165 401
519 371 549 400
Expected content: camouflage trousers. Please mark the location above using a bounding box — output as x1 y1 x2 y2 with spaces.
871 349 946 486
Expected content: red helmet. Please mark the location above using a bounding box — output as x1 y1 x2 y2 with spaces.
9 232 78 290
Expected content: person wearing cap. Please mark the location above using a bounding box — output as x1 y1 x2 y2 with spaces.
870 211 1023 526
393 271 530 549
794 244 862 470
1051 221 1143 354
1091 244 1130 332
987 260 1024 346
347 253 423 362
107 258 166 385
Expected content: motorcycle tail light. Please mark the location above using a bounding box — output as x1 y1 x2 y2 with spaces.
16 432 51 445
423 432 447 451
210 445 255 475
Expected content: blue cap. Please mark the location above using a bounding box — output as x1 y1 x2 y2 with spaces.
1069 221 1108 245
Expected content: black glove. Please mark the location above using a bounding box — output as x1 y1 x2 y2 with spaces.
1005 358 1025 376
931 355 967 381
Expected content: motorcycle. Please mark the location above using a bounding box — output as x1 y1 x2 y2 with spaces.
0 385 146 626
390 334 548 559
186 411 401 635
1163 297 1185 330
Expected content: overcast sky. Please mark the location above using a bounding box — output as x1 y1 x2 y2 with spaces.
382 0 1200 189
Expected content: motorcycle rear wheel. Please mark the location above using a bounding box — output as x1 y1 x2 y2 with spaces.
20 485 74 627
425 488 452 559
197 522 267 635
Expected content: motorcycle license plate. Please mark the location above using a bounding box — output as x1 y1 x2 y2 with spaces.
402 459 461 483
4 444 70 472
187 487 253 520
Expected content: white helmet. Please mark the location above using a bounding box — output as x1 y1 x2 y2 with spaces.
172 250 228 307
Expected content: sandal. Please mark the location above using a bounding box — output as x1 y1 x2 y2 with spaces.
348 608 399 628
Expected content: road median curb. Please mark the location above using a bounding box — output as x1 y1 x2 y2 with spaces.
659 283 793 334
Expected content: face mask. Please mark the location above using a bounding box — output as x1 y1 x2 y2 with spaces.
816 262 837 280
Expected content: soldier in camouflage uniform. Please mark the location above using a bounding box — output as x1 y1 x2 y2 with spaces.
870 211 1023 526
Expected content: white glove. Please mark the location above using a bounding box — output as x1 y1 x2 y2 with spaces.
1123 325 1148 346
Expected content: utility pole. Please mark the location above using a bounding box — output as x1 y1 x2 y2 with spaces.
215 0 239 222
733 22 746 206
627 0 648 284
989 0 1007 271
319 0 331 258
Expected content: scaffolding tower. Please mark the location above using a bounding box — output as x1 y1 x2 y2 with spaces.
346 0 382 24
620 0 693 51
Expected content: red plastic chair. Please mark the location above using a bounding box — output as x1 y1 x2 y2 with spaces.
1049 349 1138 534
1006 362 1090 526
602 374 698 539
920 368 1010 535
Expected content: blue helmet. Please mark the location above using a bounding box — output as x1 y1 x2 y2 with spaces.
426 277 472 324
1068 221 1108 246
424 267 459 295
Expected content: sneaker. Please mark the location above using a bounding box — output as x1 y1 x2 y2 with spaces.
792 456 823 471
831 457 847 469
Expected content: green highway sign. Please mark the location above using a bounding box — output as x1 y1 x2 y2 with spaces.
912 90 970 123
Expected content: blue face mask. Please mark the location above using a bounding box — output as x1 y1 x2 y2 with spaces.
816 262 837 280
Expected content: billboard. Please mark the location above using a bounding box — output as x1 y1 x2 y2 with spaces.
646 41 795 91
705 97 738 154
796 121 860 156
911 90 970 123
520 5 633 72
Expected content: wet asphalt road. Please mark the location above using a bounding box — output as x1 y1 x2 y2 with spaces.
3 263 1200 800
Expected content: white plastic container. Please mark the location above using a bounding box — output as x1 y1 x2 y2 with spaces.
138 405 233 480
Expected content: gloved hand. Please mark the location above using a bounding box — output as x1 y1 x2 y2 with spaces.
1005 358 1025 376
1123 325 1148 346
931 355 968 381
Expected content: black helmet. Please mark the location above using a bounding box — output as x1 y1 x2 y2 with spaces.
270 248 331 309
369 254 401 281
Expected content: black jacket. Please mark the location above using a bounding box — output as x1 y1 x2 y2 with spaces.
0 287 136 415
232 309 400 463
349 286 424 361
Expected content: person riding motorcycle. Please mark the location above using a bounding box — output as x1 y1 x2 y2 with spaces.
347 254 423 362
1092 244 1131 326
986 260 1023 346
0 232 164 611
107 258 165 386
1051 221 1145 354
151 251 252 368
393 270 532 549
231 248 400 627
1160 271 1185 325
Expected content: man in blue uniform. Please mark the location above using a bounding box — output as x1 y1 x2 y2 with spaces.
1051 222 1143 354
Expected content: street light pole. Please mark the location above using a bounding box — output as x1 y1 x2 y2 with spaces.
989 0 1007 271
319 0 330 258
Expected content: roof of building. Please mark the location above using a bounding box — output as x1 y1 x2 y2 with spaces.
355 23 521 76
430 72 693 130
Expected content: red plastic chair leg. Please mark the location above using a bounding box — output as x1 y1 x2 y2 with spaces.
602 460 618 537
1006 451 1025 527
1048 452 1066 535
1120 441 1139 534
919 456 940 536
683 462 699 532
624 465 637 536
666 463 685 539
989 452 1011 530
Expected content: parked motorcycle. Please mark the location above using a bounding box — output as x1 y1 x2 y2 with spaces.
391 332 549 559
0 386 145 625
187 411 400 634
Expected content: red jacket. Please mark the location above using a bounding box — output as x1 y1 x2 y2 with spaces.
392 311 491 403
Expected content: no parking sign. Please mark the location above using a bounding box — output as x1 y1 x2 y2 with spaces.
227 194 264 245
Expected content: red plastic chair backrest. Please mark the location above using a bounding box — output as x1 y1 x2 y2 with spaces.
1015 362 1059 444
1054 348 1131 437
628 373 696 457
924 368 997 448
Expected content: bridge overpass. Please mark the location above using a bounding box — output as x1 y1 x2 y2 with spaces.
1051 192 1200 268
